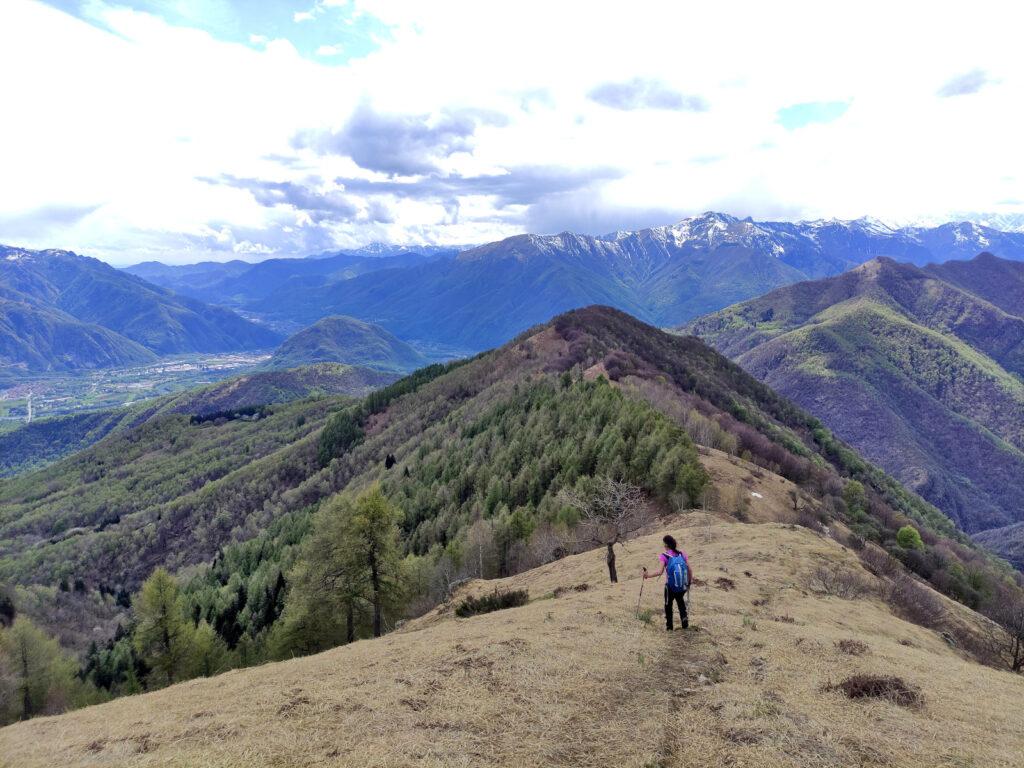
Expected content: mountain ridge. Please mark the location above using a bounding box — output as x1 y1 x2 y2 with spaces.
683 253 1024 537
249 213 1024 351
0 245 281 375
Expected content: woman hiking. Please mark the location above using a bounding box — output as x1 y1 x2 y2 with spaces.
643 535 692 630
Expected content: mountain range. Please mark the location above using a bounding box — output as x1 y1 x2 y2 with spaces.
684 253 1024 548
179 213 1024 351
122 246 459 310
12 214 1024 377
0 245 280 376
0 306 989 643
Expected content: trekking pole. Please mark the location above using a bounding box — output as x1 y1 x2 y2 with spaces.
636 568 646 618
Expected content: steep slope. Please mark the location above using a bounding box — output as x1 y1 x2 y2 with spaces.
252 214 1024 351
974 522 1024 571
268 316 427 372
0 297 156 373
0 245 281 368
925 251 1024 317
684 256 1024 534
0 407 153 478
3 516 1022 767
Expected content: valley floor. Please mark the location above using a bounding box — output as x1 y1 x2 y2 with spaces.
2 513 1022 768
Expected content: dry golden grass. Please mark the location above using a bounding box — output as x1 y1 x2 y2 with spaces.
3 460 1023 767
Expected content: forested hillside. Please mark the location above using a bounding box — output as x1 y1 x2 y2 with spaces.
685 255 1024 538
1 306 1020 725
268 316 427 372
0 364 396 477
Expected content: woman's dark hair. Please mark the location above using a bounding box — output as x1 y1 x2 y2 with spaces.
663 534 678 552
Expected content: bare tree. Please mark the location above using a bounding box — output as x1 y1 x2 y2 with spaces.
560 478 649 583
982 590 1024 673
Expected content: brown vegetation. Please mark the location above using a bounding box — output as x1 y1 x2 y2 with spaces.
3 519 1022 767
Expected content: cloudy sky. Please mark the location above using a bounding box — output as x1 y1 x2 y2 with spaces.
1 0 1022 264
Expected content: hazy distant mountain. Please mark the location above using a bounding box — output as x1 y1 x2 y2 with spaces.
269 315 428 372
306 242 471 260
123 259 253 295
0 245 281 374
684 253 1024 536
252 213 1024 350
124 247 458 305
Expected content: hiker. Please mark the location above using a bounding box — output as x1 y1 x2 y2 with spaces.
643 535 691 630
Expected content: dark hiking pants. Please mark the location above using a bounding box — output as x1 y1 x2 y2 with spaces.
664 585 688 630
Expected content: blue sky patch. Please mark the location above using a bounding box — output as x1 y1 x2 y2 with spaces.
43 0 391 62
776 100 850 129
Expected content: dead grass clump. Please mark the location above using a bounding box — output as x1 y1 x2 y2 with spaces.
455 588 529 618
774 614 796 624
836 639 869 656
552 583 589 597
807 565 872 600
826 674 922 708
715 577 736 591
725 727 762 745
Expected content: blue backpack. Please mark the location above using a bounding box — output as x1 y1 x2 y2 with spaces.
666 552 688 593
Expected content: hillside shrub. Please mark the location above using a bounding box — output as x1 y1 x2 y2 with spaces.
885 573 946 629
836 639 869 656
807 565 872 599
896 525 924 551
827 674 922 707
455 589 529 618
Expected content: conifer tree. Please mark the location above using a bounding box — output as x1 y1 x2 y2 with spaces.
0 617 79 722
132 568 193 687
189 620 230 678
349 485 404 637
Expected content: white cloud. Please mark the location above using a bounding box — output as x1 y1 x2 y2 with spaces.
315 43 343 56
0 0 1022 264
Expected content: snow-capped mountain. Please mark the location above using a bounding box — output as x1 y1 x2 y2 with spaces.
460 211 1024 279
891 212 1024 233
307 242 471 260
119 211 1024 353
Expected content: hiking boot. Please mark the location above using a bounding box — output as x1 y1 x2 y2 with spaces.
682 619 689 629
